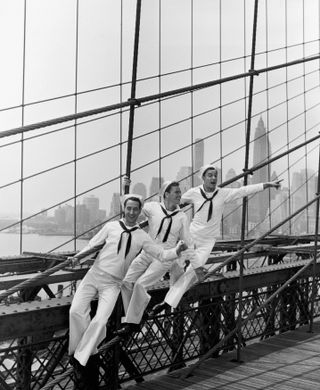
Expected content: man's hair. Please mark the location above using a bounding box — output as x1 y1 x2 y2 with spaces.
164 181 180 198
123 196 142 209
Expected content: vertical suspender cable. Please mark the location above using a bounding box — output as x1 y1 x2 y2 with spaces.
219 0 223 239
19 0 27 254
285 0 292 234
113 0 142 385
124 0 142 194
191 0 194 188
120 0 124 198
158 0 162 199
73 0 80 252
237 0 259 362
265 0 272 231
302 0 309 233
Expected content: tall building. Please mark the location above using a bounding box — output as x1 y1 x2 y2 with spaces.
193 138 204 186
149 177 163 201
132 182 147 199
176 166 192 194
222 168 241 237
248 117 271 227
109 192 121 220
83 195 100 224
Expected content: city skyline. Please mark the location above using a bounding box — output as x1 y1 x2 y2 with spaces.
2 118 317 240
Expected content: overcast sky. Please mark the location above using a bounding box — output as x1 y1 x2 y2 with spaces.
0 0 320 218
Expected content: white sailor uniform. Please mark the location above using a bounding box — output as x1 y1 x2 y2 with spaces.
68 218 178 366
164 183 265 308
121 201 194 325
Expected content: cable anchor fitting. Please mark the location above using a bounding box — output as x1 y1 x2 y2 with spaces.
242 168 254 176
249 69 259 76
127 98 141 107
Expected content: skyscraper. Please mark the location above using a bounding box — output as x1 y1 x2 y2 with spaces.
132 182 147 199
149 177 164 201
83 195 100 224
248 117 271 227
193 138 204 186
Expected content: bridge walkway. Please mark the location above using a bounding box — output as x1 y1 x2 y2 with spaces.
126 322 320 390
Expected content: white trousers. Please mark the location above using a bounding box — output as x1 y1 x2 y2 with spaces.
68 268 122 366
164 239 215 308
121 252 184 324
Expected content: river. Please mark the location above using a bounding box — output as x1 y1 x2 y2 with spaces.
0 232 88 257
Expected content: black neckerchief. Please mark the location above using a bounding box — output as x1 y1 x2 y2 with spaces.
156 205 180 242
117 220 140 257
196 187 219 222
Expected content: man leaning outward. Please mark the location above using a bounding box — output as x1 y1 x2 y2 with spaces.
153 164 282 313
116 180 195 336
68 193 187 369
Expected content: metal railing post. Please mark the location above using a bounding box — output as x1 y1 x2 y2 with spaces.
309 142 320 332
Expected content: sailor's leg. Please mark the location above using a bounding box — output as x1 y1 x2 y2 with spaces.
123 259 170 324
121 252 151 314
164 265 198 309
69 271 98 356
74 275 120 366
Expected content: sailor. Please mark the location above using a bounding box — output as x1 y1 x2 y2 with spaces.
68 193 187 368
151 164 282 313
116 180 195 336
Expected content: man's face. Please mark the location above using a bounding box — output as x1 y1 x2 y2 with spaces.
166 185 181 205
124 199 141 225
202 169 218 190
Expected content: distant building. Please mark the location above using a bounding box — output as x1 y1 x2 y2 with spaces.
176 166 192 194
291 169 316 234
193 138 204 186
270 187 290 234
149 177 163 201
76 204 90 233
222 168 241 237
132 182 147 199
83 195 100 224
248 117 271 228
109 192 121 220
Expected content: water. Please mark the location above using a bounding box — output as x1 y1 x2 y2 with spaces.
0 232 88 257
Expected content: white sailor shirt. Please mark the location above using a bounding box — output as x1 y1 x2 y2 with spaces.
77 219 178 279
182 183 264 241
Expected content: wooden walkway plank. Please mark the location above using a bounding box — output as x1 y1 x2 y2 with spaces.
126 322 320 390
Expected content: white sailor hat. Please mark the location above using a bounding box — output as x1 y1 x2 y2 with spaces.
121 193 144 208
199 164 217 179
160 180 177 199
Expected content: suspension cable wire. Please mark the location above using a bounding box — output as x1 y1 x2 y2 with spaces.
73 0 80 252
19 0 27 254
265 0 272 232
1 53 320 140
2 65 316 154
236 0 259 362
1 83 317 198
0 37 317 118
2 119 319 296
219 0 223 237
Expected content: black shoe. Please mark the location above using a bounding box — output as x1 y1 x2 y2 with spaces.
114 323 140 337
149 302 170 317
70 356 87 390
